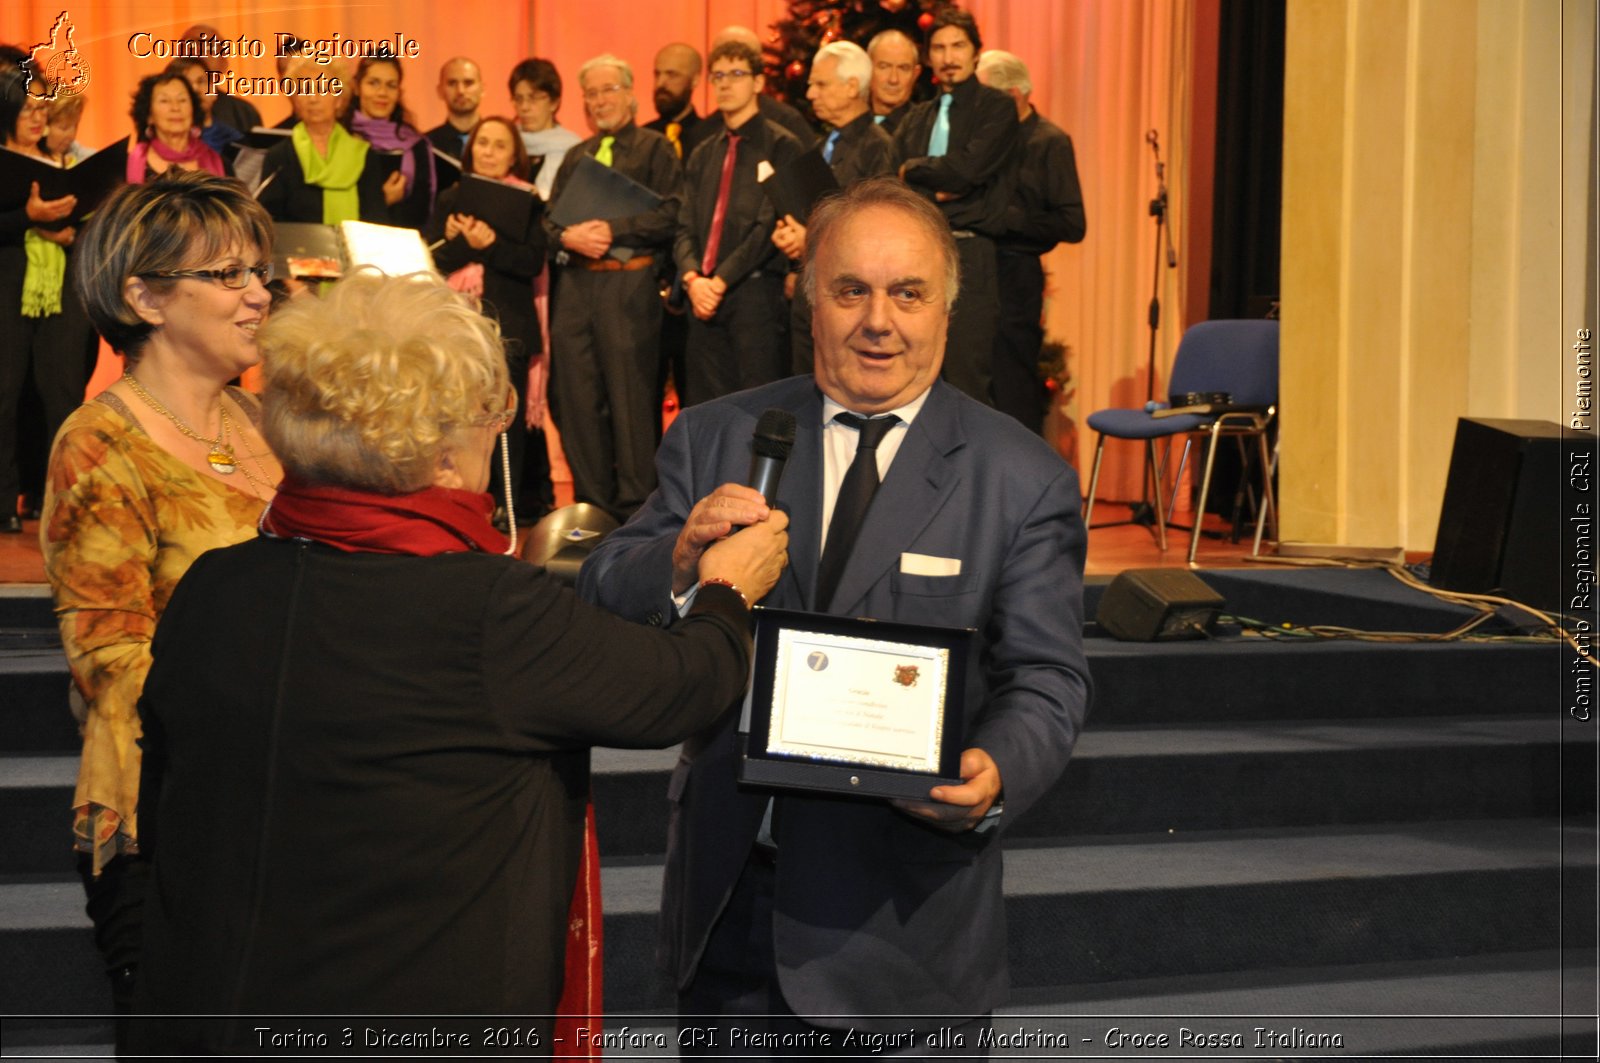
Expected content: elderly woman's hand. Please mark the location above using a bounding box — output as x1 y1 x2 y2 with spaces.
698 509 789 605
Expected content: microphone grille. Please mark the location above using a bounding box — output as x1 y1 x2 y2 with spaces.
752 408 797 458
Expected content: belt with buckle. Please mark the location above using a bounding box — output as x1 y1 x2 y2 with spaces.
575 254 656 272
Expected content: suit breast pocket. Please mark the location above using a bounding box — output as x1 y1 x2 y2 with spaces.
888 570 981 626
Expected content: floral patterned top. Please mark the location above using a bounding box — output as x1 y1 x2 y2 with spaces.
41 392 268 873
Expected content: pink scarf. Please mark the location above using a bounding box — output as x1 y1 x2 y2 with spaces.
126 129 225 183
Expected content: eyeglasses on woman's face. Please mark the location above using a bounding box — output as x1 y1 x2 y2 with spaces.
140 263 275 289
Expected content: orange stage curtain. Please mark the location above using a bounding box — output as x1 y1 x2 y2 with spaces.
1 0 1194 496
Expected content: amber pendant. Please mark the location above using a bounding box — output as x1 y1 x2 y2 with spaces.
207 446 237 475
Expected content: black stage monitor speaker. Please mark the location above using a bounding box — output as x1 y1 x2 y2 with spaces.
1430 418 1561 610
523 503 619 587
1097 568 1225 641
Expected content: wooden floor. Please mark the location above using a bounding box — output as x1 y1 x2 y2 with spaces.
1 496 1262 587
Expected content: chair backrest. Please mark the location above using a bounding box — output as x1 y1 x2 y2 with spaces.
1167 320 1279 407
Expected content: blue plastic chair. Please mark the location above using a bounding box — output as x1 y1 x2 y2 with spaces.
1083 319 1279 563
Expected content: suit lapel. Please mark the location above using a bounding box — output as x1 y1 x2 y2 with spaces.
774 387 824 610
827 384 964 616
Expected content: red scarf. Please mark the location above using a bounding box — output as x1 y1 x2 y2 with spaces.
261 474 508 555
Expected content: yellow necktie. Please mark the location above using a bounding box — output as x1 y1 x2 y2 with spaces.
595 135 615 167
665 122 682 159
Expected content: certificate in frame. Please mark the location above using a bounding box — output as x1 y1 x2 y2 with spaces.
737 607 972 799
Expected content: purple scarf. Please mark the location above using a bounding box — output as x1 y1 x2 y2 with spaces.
349 110 434 204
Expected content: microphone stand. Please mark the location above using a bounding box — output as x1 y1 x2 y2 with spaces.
1096 132 1179 535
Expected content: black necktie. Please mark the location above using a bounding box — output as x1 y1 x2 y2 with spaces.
816 413 899 611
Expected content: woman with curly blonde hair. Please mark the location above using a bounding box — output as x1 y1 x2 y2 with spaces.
126 269 787 1052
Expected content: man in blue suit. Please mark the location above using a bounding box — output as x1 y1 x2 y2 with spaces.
579 177 1091 1050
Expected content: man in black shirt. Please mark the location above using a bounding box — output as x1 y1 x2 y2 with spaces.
645 42 715 418
707 26 818 148
893 9 1020 405
545 54 682 520
675 41 803 406
644 43 717 160
978 49 1086 434
867 29 921 135
424 57 484 196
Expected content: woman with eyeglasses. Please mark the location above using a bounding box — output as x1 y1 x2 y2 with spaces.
39 170 282 1034
124 269 786 1049
425 115 551 526
1 68 99 534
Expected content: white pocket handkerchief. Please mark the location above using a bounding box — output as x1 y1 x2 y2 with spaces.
900 552 962 577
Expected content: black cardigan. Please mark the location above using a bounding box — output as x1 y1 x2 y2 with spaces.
131 537 750 1047
427 183 547 358
256 137 391 225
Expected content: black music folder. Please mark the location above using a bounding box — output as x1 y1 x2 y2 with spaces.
547 153 662 227
454 174 541 235
0 139 128 225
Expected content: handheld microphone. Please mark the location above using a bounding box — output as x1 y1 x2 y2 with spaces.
748 408 797 506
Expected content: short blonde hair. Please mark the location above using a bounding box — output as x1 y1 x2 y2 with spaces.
260 269 509 494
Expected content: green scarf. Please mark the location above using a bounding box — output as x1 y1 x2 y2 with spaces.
22 229 65 318
293 123 369 226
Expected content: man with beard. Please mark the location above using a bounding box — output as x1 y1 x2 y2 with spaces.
868 29 922 134
894 8 1019 406
425 56 484 195
646 42 716 417
645 42 717 160
545 54 682 520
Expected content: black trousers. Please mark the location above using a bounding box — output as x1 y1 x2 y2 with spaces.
0 254 95 509
684 272 789 408
940 236 1000 406
992 251 1048 435
679 849 992 1060
548 265 662 520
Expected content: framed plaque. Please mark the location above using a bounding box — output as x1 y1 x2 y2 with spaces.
737 607 972 800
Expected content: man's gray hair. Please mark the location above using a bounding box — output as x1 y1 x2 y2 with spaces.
976 49 1031 96
578 53 633 90
815 41 870 100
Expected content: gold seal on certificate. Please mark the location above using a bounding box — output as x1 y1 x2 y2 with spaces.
738 608 972 799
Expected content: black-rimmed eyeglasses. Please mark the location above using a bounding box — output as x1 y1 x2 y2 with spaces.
141 263 275 289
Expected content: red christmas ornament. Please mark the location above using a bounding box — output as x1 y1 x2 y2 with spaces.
917 11 936 31
787 59 806 79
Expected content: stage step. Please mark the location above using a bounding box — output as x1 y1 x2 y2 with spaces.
584 717 1583 858
4 715 1585 875
3 817 1591 1017
590 816 1594 1010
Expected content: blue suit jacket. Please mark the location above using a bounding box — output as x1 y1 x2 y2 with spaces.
579 376 1091 1026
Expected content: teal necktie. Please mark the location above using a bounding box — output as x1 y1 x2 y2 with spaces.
928 94 953 157
823 130 840 164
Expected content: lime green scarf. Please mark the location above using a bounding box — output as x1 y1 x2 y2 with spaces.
22 229 65 318
293 123 369 225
